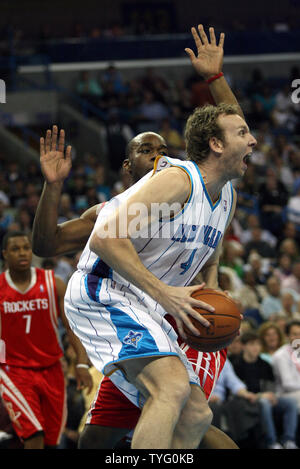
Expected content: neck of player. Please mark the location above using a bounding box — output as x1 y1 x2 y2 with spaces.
9 268 32 287
199 165 228 204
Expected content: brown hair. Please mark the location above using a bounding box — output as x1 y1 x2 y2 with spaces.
184 103 240 163
258 321 285 353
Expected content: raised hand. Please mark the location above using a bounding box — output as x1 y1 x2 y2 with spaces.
185 24 225 80
40 125 72 184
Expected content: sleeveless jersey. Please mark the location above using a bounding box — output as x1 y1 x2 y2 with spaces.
0 267 63 368
77 156 234 314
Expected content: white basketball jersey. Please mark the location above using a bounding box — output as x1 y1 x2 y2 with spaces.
77 156 234 313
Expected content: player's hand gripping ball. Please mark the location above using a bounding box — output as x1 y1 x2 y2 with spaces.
183 289 241 352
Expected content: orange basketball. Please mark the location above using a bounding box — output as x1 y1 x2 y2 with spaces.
183 288 241 352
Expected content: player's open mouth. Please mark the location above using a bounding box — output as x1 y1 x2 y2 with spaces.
243 153 252 164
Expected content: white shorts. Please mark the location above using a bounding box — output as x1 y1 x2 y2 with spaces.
64 271 200 404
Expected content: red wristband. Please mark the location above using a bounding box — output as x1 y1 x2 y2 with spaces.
206 72 224 84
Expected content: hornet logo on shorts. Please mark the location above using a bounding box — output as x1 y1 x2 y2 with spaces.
123 330 143 348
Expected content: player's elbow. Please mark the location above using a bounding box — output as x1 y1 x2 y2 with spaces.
89 231 107 256
32 239 57 258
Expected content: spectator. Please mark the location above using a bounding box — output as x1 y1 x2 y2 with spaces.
219 240 244 280
102 64 127 95
66 174 88 213
136 90 169 132
159 118 185 157
234 268 266 323
253 85 276 120
104 109 135 172
8 178 26 208
272 84 298 132
139 67 170 104
273 253 293 283
272 320 300 412
286 182 300 225
217 267 237 298
187 74 215 108
76 71 103 109
58 194 77 224
15 208 32 235
279 290 300 320
42 256 74 284
276 221 300 251
232 331 299 449
243 226 276 260
0 200 13 231
239 214 276 248
278 238 300 259
208 360 261 447
227 335 243 360
58 345 86 449
272 149 295 192
247 252 270 285
261 276 283 321
258 322 286 365
281 261 300 295
93 165 112 202
249 132 270 169
258 168 289 237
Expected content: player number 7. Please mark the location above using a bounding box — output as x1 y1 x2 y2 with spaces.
22 315 32 334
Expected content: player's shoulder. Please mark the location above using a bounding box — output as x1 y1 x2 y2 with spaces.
152 156 192 185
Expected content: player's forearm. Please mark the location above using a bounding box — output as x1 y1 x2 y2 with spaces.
32 181 63 257
90 235 166 302
208 76 245 119
67 328 90 365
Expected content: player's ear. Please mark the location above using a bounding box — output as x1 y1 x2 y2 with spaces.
123 158 132 174
209 137 224 155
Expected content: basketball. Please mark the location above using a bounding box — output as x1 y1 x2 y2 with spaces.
183 288 241 352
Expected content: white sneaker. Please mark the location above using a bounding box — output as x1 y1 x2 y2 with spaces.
268 442 283 449
283 441 298 449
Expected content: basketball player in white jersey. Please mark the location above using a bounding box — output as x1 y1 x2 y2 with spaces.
60 27 257 448
32 25 253 449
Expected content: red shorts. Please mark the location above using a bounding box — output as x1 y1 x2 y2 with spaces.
87 344 227 429
0 361 67 446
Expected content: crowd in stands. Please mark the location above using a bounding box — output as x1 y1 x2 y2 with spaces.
1 61 300 448
1 11 299 49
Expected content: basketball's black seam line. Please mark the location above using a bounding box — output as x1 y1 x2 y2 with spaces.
192 313 240 320
185 327 240 341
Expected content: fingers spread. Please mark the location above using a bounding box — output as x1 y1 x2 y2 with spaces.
198 24 209 45
40 137 45 156
209 27 216 45
191 26 203 51
65 145 72 160
58 129 65 153
185 48 196 61
45 129 51 153
218 32 225 48
51 125 58 151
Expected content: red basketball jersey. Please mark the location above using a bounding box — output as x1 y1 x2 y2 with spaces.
0 267 63 368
